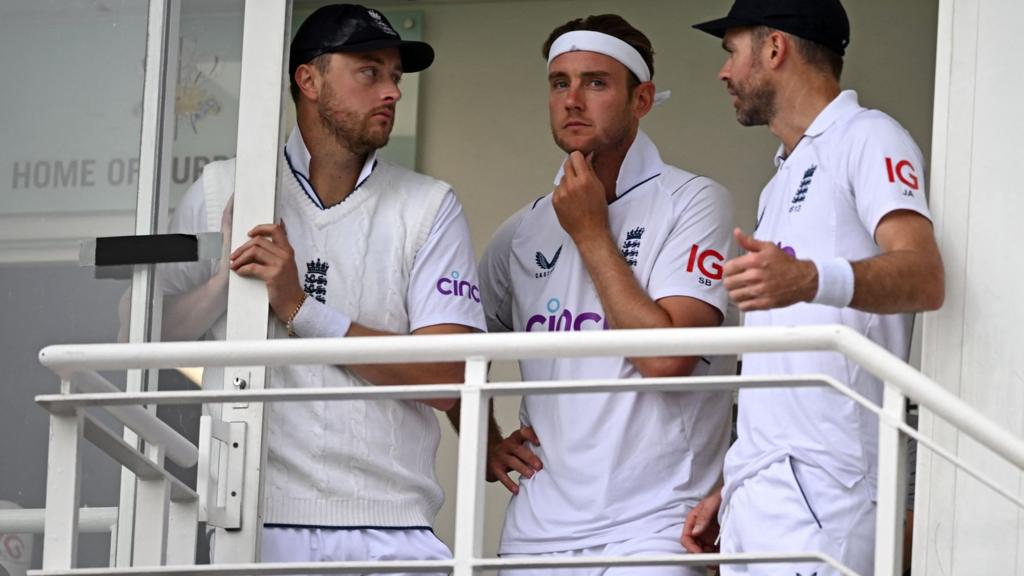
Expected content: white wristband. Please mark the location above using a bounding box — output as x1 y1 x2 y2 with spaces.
811 257 855 307
288 296 352 339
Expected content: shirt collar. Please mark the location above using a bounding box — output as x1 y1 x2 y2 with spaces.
284 127 379 209
553 129 664 200
774 90 862 167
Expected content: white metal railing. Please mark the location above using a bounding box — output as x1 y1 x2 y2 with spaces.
0 508 118 535
26 324 1024 576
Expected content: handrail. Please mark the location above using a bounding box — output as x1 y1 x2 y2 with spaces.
0 507 118 534
39 325 833 372
38 325 1024 470
34 325 1024 575
36 374 830 409
26 552 856 576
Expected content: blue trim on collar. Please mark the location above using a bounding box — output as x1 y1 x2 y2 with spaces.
609 172 660 205
283 148 379 210
284 148 324 210
356 159 379 191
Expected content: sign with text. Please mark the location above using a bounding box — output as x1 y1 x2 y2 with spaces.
0 2 422 263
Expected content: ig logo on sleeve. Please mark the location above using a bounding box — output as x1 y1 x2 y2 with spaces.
885 157 919 196
686 244 724 286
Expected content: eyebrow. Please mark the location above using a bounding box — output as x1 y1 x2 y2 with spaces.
548 70 612 81
355 53 403 72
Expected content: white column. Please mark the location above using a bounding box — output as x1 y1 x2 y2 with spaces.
166 497 199 566
874 384 907 576
453 359 489 576
132 447 170 565
210 0 291 564
42 410 84 570
118 0 181 565
916 0 1024 574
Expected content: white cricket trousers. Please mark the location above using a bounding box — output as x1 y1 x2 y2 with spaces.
260 526 451 576
720 457 875 576
500 523 703 576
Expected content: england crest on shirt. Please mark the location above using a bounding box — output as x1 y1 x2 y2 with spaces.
304 258 329 303
620 227 645 267
790 165 817 212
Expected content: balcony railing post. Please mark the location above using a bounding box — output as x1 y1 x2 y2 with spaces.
166 495 199 565
874 382 908 575
41 389 84 570
453 357 489 576
132 445 170 565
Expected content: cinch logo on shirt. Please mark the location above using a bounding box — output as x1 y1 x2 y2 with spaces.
885 157 919 195
686 244 724 286
525 297 607 332
435 270 480 303
534 245 562 279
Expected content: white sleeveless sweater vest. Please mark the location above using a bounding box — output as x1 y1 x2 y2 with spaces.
202 154 450 527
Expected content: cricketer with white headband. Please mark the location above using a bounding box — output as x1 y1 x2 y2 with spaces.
478 14 735 576
547 30 672 105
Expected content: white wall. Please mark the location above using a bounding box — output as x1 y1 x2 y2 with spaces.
915 0 1024 573
370 0 939 553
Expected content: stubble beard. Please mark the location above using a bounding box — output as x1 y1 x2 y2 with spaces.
732 68 776 127
552 102 634 156
317 85 390 156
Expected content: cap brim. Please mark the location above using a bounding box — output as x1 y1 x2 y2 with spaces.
333 38 435 73
398 40 434 73
692 16 754 38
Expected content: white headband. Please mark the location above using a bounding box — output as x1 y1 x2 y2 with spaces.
547 30 671 105
549 30 651 81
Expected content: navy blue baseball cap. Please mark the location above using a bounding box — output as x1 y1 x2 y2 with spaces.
693 0 850 56
289 4 434 78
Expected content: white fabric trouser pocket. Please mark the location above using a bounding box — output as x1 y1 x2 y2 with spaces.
720 456 875 576
259 526 450 576
499 523 703 576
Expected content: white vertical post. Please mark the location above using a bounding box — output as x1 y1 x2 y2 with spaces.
874 383 908 576
453 358 489 576
108 522 118 567
211 0 291 564
166 498 199 565
119 0 181 566
132 447 170 565
42 407 84 570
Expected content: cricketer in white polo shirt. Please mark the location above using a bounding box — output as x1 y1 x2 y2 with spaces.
687 1 945 574
479 14 735 576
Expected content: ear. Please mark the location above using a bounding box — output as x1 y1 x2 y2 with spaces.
294 60 324 103
631 81 655 119
764 30 789 70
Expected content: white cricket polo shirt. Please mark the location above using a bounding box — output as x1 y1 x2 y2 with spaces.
480 130 735 554
723 91 933 503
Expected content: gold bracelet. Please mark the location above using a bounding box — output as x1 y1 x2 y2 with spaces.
285 293 308 337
